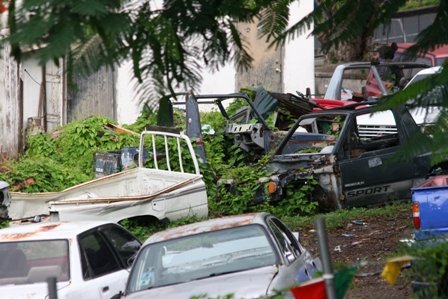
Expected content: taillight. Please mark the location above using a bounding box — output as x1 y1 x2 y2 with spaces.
412 202 421 229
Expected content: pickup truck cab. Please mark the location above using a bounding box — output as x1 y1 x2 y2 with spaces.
319 61 430 102
253 101 445 209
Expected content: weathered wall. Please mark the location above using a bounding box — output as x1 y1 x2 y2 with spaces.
0 44 21 158
44 59 64 133
235 21 284 92
67 67 116 123
314 64 366 97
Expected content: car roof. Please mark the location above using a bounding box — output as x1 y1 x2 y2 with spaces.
0 221 115 242
411 66 441 75
143 213 270 245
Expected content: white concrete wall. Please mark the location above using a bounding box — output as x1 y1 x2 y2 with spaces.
115 60 142 126
115 58 236 125
283 0 315 95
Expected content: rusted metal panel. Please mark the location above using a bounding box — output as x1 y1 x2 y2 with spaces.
147 213 258 242
235 21 284 92
0 45 21 158
67 67 116 123
0 222 104 241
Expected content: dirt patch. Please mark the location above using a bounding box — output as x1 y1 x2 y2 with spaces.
303 209 414 299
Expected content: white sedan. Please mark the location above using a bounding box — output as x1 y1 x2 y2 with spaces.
116 212 321 299
0 221 142 299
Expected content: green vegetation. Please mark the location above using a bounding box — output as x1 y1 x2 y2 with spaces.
401 0 440 10
282 202 409 232
393 233 448 298
0 116 140 192
120 201 410 243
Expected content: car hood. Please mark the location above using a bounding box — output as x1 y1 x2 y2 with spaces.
125 266 278 299
0 281 70 298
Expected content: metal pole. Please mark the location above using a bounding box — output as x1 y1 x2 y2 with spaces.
315 216 337 299
47 276 58 299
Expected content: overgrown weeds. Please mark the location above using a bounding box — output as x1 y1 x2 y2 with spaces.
281 202 410 232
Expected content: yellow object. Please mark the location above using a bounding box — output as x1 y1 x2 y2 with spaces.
381 255 416 286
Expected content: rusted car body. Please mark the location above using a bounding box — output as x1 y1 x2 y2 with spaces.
114 212 321 299
242 101 444 209
9 126 208 223
173 86 356 164
0 221 141 299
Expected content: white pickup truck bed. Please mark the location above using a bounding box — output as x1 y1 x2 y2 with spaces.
9 127 208 223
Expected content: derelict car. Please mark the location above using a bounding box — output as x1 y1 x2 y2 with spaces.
115 212 321 299
0 221 141 299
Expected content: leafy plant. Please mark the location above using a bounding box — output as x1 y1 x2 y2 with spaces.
0 221 9 229
271 177 319 217
1 157 90 192
396 240 448 298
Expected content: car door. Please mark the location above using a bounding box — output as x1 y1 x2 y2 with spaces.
78 226 138 299
338 109 415 207
266 217 317 290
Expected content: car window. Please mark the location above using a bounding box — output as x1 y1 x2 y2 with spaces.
344 111 399 159
285 115 345 155
0 240 69 285
99 225 141 268
126 225 277 293
267 219 300 263
79 230 121 279
436 57 447 66
412 57 432 76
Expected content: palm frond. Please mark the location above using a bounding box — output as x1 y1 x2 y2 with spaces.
228 20 253 72
375 66 448 115
257 0 291 43
386 126 432 166
71 1 109 18
273 0 408 53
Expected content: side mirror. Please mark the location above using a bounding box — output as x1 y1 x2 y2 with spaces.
306 87 311 97
110 291 123 299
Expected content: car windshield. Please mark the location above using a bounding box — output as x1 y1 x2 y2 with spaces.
0 240 69 285
127 224 277 293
